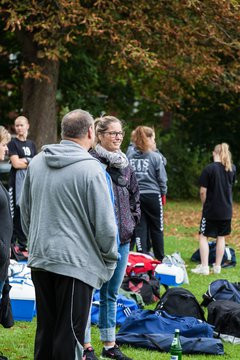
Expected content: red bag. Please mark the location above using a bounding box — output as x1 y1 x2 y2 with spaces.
126 252 161 276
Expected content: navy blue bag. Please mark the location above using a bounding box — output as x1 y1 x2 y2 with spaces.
116 332 224 355
191 242 236 268
117 309 213 338
202 279 240 307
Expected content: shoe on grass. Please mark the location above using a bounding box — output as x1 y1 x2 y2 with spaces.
213 265 221 274
100 345 133 360
191 264 209 275
84 347 99 360
0 353 8 360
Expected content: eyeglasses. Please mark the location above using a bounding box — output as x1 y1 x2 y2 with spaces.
103 131 125 138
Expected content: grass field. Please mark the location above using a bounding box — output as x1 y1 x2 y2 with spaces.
1 200 240 359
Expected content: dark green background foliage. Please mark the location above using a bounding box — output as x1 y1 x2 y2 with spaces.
1 3 240 200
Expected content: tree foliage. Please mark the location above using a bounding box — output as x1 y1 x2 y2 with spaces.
1 0 240 147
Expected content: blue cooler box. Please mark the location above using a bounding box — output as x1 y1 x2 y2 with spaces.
155 264 184 286
9 277 36 321
11 298 36 321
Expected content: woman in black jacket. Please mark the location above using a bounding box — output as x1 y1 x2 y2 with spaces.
0 126 12 297
84 116 140 360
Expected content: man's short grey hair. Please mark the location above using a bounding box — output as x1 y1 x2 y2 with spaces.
61 109 94 139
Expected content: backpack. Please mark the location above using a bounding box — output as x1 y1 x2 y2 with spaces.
191 242 236 268
125 252 160 276
155 287 206 321
121 273 160 305
201 279 240 307
207 300 240 342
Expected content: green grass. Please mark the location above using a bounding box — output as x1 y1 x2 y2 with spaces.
1 200 240 359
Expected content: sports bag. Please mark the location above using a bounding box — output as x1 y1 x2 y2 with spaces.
201 279 240 307
191 242 236 268
155 287 206 321
117 309 213 338
121 273 160 305
91 293 138 326
125 252 160 276
119 288 145 309
207 300 240 343
116 332 224 355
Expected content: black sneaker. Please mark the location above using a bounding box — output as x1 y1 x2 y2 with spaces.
100 345 133 360
84 347 99 360
0 354 8 360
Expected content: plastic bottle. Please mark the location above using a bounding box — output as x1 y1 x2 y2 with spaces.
170 328 182 360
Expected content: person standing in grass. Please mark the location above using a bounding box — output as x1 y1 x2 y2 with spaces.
191 143 236 276
127 126 167 261
0 126 14 348
83 115 140 360
0 126 12 299
20 110 118 360
8 116 37 252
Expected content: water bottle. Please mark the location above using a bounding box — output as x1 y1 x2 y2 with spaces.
170 328 182 360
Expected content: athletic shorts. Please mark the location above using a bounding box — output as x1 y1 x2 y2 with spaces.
199 217 231 238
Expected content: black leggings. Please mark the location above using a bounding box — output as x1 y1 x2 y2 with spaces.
135 193 164 261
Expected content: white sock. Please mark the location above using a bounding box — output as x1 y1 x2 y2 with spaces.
104 345 115 350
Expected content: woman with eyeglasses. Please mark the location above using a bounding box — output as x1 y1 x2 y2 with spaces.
83 116 140 360
127 126 168 262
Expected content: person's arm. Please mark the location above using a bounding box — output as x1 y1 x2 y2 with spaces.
10 154 28 169
200 186 207 205
129 167 141 224
156 154 168 195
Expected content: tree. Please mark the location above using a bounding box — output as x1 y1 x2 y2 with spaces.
1 0 240 148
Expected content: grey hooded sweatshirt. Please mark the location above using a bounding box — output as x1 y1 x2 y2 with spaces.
128 148 168 195
20 140 118 289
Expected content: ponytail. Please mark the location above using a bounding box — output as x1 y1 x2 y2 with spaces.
132 126 154 152
214 143 232 171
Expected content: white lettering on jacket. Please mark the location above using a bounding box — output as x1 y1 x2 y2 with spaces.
130 159 149 174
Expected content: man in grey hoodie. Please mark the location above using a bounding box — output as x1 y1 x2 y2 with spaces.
20 109 118 360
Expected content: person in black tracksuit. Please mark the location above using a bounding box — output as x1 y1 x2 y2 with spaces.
127 126 168 261
191 142 236 275
8 116 36 251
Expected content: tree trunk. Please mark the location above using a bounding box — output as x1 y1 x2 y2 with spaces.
17 31 60 151
23 60 59 151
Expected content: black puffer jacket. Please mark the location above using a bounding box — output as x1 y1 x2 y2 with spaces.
0 182 13 282
90 149 141 244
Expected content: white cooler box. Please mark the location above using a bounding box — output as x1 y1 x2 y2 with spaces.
9 277 36 321
155 263 184 286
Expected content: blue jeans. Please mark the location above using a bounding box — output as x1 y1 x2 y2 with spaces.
84 243 130 343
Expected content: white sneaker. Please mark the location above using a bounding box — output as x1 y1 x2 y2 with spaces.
191 264 209 275
213 265 221 274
